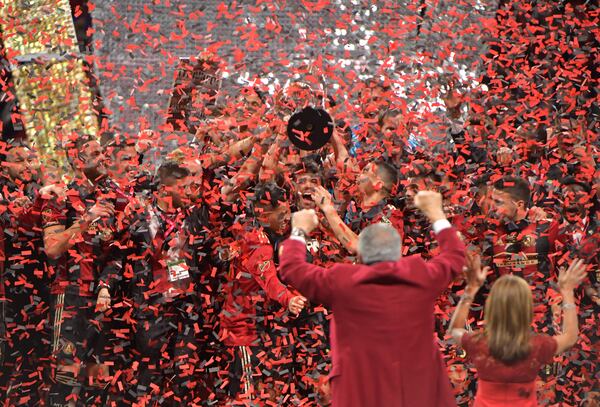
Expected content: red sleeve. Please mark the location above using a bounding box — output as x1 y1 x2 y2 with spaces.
41 197 66 229
279 238 335 307
418 227 466 295
461 331 486 363
243 243 294 307
546 220 560 253
461 332 475 354
534 335 558 364
388 209 404 234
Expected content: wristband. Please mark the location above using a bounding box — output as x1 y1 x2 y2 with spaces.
461 293 474 302
432 219 452 234
290 228 308 244
291 227 308 239
562 303 576 310
78 214 92 230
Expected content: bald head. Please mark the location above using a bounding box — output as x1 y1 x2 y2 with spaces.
358 223 402 265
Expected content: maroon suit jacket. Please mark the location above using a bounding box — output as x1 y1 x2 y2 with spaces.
279 227 465 407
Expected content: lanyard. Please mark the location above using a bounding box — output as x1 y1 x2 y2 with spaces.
150 206 186 262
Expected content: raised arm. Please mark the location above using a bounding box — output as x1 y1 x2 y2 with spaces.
43 198 114 260
313 185 358 254
449 252 489 344
221 143 267 203
554 259 588 354
279 209 335 307
258 132 286 182
413 191 466 292
228 135 256 160
330 130 360 175
200 135 257 168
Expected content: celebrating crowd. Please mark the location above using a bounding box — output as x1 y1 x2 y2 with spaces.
0 76 598 407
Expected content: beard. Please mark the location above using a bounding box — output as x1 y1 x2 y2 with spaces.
84 164 107 183
563 206 585 223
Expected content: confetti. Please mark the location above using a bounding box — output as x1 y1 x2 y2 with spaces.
0 0 598 405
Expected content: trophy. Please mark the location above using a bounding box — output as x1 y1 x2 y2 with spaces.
286 106 333 151
165 54 222 134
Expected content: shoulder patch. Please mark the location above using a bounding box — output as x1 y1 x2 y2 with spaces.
258 260 271 274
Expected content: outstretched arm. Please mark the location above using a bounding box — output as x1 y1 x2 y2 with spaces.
554 259 588 354
279 210 335 307
449 252 488 344
412 191 466 292
313 186 358 254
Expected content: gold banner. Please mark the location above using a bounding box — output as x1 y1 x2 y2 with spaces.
0 0 78 61
11 59 98 171
1 0 99 180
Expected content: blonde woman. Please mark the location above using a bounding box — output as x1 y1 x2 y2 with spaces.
449 256 588 407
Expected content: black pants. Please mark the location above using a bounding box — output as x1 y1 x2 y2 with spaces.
47 286 107 407
0 274 51 406
128 296 203 405
224 341 295 403
226 345 261 399
289 308 331 404
100 294 134 405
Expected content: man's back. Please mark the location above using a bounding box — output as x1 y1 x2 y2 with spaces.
330 257 439 350
280 226 464 407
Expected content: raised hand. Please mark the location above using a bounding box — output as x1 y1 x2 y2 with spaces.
291 209 319 235
39 184 66 199
288 296 307 315
558 258 588 292
413 191 446 223
312 185 334 211
464 251 490 291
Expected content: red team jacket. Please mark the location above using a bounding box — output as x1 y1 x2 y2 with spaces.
220 228 296 347
41 180 129 296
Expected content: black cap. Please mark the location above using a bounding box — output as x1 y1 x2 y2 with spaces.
286 106 333 151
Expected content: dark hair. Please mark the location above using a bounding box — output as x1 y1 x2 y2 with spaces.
375 160 399 194
407 160 443 184
250 181 289 213
65 134 97 167
292 157 324 182
157 160 189 185
560 176 591 194
0 139 28 164
471 173 492 194
493 176 531 206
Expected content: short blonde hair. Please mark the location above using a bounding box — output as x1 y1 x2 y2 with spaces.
484 274 533 364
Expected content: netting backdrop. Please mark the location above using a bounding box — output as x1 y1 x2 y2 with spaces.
92 0 501 135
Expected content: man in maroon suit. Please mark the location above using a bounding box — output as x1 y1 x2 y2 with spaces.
279 191 465 407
